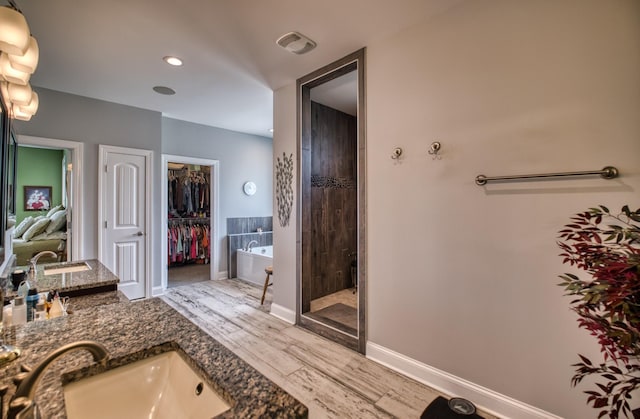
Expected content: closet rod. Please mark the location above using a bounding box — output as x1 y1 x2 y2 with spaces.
475 166 618 186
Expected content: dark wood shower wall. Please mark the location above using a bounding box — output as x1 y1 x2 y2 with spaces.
303 101 357 308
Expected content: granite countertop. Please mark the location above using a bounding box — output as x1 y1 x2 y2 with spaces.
63 290 129 312
7 259 119 299
0 297 308 418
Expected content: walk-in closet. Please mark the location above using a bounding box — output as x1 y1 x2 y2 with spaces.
167 162 212 287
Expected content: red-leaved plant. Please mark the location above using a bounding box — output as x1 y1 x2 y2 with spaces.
558 205 640 419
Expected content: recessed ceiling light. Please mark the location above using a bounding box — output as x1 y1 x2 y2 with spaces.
163 56 183 66
153 86 176 95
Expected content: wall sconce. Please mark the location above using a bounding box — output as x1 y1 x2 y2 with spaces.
0 1 39 120
0 52 30 84
428 141 441 160
0 2 30 55
6 79 31 104
13 90 37 120
8 35 38 73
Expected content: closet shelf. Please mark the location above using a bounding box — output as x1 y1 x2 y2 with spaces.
168 217 210 222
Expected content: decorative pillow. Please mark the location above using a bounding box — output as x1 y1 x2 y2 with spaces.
31 231 67 241
14 216 35 238
22 218 51 241
46 205 63 218
45 209 67 234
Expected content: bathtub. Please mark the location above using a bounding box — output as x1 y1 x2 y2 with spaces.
237 246 273 286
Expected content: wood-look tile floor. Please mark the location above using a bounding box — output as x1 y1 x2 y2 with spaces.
161 279 498 419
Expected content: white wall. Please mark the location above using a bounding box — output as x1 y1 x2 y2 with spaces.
274 0 640 417
272 83 297 321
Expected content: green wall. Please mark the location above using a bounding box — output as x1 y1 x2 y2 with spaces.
16 146 64 222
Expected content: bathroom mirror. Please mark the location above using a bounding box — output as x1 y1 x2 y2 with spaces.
297 49 366 353
6 130 16 221
0 99 6 251
0 96 17 270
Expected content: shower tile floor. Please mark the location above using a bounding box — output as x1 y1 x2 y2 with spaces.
161 279 499 419
310 288 357 312
308 288 359 335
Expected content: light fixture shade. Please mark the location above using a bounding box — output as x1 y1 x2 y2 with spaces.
0 81 11 109
0 52 30 84
0 6 30 56
19 90 38 115
8 36 38 73
7 81 32 105
11 102 31 121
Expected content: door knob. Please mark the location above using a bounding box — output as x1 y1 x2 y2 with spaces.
135 232 144 236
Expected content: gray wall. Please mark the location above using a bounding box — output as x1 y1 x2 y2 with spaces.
13 88 273 289
161 117 273 276
13 87 162 290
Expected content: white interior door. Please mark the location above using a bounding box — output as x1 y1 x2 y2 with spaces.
100 146 151 300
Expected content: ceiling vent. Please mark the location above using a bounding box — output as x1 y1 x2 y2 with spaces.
276 31 316 55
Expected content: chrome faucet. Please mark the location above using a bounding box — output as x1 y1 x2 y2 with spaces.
245 240 259 252
8 341 110 419
28 251 57 279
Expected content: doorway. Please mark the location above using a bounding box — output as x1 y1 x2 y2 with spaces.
15 135 84 263
161 154 220 291
297 49 366 353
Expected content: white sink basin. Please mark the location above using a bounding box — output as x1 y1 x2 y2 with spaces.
43 262 91 275
63 351 231 419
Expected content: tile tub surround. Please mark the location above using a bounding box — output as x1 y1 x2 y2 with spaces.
6 259 119 298
0 297 308 418
227 216 273 235
227 216 273 278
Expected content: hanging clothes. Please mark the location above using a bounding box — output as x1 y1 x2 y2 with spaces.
168 166 210 218
167 220 211 267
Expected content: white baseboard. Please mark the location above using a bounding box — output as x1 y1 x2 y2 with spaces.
215 270 229 280
151 285 164 297
366 342 560 419
269 303 296 324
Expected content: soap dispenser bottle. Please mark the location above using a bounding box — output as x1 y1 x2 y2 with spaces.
47 291 65 319
16 280 30 298
12 297 26 326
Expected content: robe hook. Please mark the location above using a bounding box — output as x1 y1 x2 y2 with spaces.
428 141 441 160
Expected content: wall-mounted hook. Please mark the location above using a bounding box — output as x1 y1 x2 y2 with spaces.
428 141 441 160
390 147 403 160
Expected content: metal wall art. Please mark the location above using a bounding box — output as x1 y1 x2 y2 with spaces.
276 152 294 227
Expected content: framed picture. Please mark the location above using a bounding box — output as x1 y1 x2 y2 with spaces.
24 186 52 211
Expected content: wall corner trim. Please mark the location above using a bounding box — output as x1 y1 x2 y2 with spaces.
215 271 229 280
365 342 561 419
269 303 296 324
151 285 165 297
